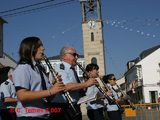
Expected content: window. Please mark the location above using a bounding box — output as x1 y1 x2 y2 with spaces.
91 32 94 41
91 57 97 64
149 91 158 103
136 65 142 80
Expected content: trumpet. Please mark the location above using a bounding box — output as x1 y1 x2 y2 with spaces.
95 77 122 111
76 62 121 109
115 84 135 110
42 54 80 114
96 77 116 99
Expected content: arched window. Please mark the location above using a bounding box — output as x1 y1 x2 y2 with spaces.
91 57 97 64
91 32 94 41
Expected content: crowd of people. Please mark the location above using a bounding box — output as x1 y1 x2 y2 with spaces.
0 36 126 120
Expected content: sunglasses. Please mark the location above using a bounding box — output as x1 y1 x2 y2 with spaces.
110 78 116 80
67 53 79 57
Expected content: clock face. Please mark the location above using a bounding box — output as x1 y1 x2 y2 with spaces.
88 20 96 29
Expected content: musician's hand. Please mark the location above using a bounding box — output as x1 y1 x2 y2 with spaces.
49 82 65 95
115 99 121 104
57 74 62 81
52 74 62 84
85 78 98 87
106 90 113 96
101 86 111 95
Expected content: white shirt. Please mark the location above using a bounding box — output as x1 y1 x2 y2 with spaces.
0 79 17 108
105 84 119 111
13 63 52 118
86 84 105 110
51 61 81 103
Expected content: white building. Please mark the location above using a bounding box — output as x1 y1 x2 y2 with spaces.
116 77 126 92
125 45 160 104
0 52 17 68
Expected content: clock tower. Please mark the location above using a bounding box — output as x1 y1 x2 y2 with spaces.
80 0 106 76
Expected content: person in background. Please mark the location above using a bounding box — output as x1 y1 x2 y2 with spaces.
12 36 65 120
85 63 105 120
0 67 17 120
102 74 122 120
0 89 4 120
51 46 98 120
0 67 7 120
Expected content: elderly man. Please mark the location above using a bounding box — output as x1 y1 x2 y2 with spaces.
51 46 98 120
0 67 17 120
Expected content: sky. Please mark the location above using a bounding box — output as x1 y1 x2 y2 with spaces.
0 0 160 78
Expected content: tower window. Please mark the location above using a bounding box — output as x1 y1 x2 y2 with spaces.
91 32 94 41
91 57 97 64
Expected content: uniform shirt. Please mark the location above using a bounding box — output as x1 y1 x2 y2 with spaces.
51 61 80 103
0 79 17 108
105 84 119 111
86 84 104 110
12 62 52 118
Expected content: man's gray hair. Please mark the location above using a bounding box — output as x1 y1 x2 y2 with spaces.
8 67 14 77
59 46 75 60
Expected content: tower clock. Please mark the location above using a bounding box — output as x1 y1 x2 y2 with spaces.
80 0 106 76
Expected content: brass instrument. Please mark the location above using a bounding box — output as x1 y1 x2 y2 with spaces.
115 84 135 110
96 77 116 99
42 54 80 114
76 62 121 110
95 77 122 111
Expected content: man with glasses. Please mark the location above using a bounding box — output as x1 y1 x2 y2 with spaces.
102 74 122 120
50 46 98 120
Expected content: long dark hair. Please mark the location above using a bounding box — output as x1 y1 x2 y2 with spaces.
18 36 43 69
102 74 115 84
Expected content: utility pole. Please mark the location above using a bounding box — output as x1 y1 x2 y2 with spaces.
0 17 7 58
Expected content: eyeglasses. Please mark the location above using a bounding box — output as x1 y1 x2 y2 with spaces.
110 78 116 80
67 53 79 57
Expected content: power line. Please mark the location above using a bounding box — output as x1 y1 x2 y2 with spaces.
1 0 78 17
0 0 55 14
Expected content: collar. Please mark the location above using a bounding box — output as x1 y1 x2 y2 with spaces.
7 79 14 84
61 61 72 70
33 61 36 66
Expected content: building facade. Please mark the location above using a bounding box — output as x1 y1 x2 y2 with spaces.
125 45 160 104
